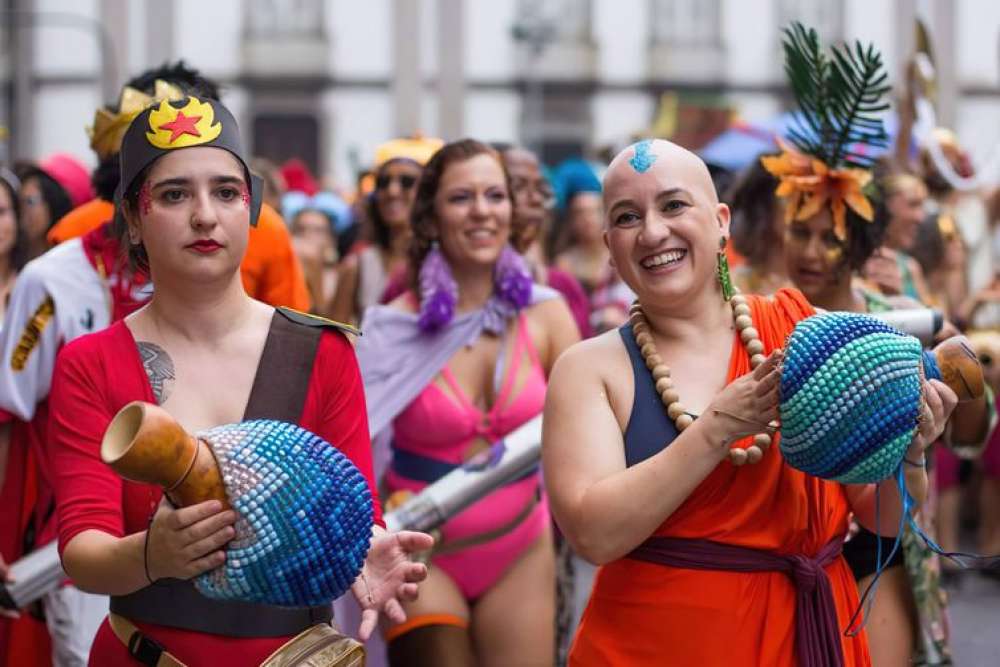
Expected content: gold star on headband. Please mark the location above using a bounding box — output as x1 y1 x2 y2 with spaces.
761 138 874 242
88 80 185 161
145 97 222 150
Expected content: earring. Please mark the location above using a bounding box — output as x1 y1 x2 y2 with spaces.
128 228 141 245
716 236 735 302
417 241 458 333
493 244 532 309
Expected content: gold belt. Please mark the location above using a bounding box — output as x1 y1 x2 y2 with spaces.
108 613 366 667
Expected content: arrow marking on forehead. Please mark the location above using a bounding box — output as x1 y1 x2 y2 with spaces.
629 140 657 173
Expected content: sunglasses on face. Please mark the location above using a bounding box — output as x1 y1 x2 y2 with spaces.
510 178 556 209
375 174 418 191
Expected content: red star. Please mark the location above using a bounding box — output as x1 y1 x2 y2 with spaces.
159 111 202 143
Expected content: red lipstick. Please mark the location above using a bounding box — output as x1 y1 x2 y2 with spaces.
186 239 223 253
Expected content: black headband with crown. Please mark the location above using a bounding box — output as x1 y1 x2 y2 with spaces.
115 95 262 227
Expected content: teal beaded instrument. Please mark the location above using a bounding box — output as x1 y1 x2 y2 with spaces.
194 420 374 607
779 312 937 484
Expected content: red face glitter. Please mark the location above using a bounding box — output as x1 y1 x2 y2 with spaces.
241 184 250 209
138 181 153 216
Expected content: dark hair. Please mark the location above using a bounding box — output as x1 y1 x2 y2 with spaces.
18 166 73 228
365 190 392 251
117 164 153 273
409 139 523 288
0 172 27 271
908 213 948 276
91 154 120 201
844 203 888 270
726 157 781 266
125 60 222 101
843 177 890 270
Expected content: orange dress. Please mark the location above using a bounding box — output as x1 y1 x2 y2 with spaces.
47 201 310 311
570 289 871 667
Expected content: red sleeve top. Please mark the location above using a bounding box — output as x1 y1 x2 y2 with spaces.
48 318 382 665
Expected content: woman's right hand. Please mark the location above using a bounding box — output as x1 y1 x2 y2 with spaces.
702 349 783 459
145 500 237 582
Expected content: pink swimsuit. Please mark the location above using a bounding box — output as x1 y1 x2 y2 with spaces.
387 314 549 600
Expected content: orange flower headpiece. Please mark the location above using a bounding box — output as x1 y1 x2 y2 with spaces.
760 137 874 242
762 22 890 242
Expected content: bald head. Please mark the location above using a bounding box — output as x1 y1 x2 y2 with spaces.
604 139 718 212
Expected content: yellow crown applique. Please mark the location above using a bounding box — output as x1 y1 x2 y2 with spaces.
145 97 222 150
88 80 185 160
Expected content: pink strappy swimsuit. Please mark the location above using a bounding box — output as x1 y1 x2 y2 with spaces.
387 313 549 600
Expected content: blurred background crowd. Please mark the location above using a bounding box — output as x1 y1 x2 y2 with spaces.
0 0 999 665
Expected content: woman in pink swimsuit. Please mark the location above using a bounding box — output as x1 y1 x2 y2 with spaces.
360 139 579 666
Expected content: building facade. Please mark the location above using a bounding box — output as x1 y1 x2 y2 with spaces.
1 0 998 189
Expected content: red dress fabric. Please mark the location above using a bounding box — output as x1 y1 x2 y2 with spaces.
48 320 382 666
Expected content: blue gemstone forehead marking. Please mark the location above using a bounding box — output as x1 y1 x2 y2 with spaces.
629 139 657 173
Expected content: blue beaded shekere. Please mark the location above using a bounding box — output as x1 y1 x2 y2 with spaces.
194 420 374 607
779 312 933 484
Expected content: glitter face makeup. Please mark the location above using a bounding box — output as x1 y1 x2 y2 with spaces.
139 181 153 216
241 184 250 209
629 140 657 173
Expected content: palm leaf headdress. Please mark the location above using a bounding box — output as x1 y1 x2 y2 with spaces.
761 22 891 240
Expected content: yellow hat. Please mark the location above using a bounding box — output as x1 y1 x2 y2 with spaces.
374 135 444 169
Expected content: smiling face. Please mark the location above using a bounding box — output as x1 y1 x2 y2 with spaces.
782 208 849 303
433 153 512 273
884 177 928 251
126 146 250 284
375 159 422 231
602 140 729 308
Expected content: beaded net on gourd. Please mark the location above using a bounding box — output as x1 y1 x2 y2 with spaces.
780 312 929 484
193 420 374 607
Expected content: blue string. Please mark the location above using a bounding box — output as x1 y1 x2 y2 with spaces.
847 459 1000 636
845 470 907 636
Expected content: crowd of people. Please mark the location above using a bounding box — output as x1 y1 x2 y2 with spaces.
0 25 998 667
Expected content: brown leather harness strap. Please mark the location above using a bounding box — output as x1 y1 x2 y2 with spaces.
110 308 354 637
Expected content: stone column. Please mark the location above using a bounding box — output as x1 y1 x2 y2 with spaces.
437 0 464 139
393 0 422 137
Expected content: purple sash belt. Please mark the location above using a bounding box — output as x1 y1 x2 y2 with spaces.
629 536 846 667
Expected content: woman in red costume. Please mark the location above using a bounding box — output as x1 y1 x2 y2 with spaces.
47 95 431 666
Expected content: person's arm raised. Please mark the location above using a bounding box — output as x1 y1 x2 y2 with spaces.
543 342 783 565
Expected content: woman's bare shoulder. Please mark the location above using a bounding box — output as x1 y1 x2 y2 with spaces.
553 328 629 376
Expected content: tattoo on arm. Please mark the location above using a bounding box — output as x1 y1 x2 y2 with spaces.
137 342 175 405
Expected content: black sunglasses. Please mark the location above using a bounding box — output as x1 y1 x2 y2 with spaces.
375 174 418 191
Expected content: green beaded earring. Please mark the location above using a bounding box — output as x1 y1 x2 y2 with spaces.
717 236 735 302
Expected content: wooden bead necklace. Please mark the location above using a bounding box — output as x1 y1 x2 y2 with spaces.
628 292 774 466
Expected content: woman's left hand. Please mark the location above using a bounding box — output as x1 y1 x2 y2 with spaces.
351 529 434 641
906 379 959 461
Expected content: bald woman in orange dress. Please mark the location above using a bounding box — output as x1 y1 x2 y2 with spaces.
542 140 956 666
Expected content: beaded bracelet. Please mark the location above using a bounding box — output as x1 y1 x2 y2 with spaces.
902 455 927 468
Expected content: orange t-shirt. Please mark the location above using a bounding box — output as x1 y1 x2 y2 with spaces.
569 289 871 667
47 201 310 311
